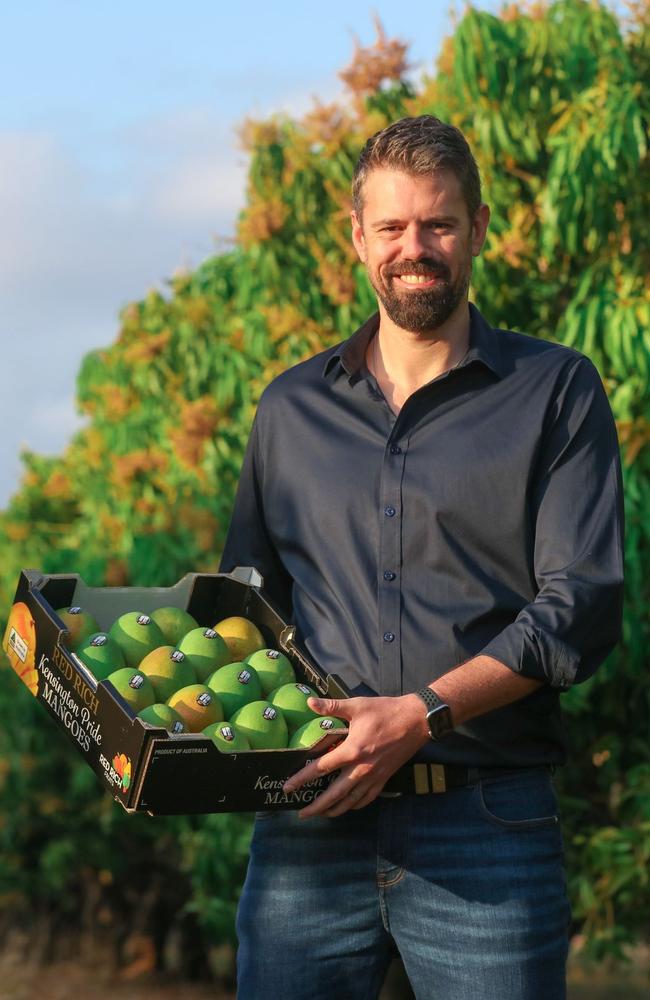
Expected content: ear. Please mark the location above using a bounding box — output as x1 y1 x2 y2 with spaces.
471 203 491 257
351 211 367 264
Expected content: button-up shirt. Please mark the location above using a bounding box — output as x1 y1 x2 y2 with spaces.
220 304 624 767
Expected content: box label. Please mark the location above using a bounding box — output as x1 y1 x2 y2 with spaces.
38 651 102 754
253 773 326 808
99 752 132 792
7 626 28 663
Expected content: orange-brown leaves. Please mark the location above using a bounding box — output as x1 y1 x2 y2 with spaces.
238 117 286 153
301 101 353 154
485 204 538 269
617 416 650 465
123 329 171 365
105 558 129 587
4 522 29 543
500 3 523 22
177 504 220 552
229 325 245 352
339 16 410 105
308 239 357 305
76 428 106 471
91 384 138 421
42 471 72 500
100 512 125 549
183 296 213 329
437 35 456 77
111 448 168 490
262 304 326 354
238 195 288 246
169 396 220 470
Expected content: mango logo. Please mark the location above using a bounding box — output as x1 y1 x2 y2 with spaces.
112 753 132 791
3 602 38 696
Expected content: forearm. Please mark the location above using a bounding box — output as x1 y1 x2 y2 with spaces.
427 655 544 728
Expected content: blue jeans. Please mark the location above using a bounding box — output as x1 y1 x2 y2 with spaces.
236 767 571 1000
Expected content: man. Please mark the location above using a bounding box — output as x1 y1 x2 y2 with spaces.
220 116 624 999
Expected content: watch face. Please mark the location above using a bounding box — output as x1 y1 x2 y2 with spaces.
427 704 453 740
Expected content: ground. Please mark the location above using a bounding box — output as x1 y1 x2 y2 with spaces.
0 937 648 999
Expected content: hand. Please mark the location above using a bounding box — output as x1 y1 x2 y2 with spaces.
283 693 430 819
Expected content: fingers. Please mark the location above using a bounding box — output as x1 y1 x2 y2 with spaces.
297 767 382 819
283 740 348 793
298 773 367 819
308 696 351 720
319 784 377 818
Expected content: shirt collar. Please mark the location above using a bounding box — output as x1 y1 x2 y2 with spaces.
323 302 505 382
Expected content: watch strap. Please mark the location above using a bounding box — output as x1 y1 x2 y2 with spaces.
414 687 445 714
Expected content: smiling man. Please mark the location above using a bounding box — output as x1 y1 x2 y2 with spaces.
220 116 624 1000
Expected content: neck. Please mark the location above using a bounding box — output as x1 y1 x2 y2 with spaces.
368 302 471 414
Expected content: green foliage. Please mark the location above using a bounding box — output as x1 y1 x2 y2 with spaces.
0 0 648 971
179 812 254 941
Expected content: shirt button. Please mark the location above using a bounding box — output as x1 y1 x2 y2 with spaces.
384 506 396 517
383 570 396 581
383 632 395 643
390 445 402 455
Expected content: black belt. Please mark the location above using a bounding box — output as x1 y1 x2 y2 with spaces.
381 762 552 797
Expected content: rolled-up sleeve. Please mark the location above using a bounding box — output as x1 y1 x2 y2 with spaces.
480 357 624 689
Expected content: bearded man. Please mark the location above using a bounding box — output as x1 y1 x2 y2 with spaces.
220 115 624 1000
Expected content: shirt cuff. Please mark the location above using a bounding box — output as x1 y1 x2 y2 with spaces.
480 623 580 690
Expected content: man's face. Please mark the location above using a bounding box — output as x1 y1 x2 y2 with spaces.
351 167 489 334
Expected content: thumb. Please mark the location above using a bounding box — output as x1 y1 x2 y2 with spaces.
307 696 350 720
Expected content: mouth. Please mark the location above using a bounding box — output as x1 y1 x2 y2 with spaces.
385 260 450 290
393 273 443 288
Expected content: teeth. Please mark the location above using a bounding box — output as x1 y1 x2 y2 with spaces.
399 274 435 284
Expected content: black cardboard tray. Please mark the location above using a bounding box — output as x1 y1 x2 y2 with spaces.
2 567 350 814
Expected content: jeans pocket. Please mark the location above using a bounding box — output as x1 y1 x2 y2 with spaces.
477 768 560 831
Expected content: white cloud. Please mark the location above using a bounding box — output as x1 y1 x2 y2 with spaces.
0 110 250 506
0 85 353 505
150 154 246 223
0 131 88 287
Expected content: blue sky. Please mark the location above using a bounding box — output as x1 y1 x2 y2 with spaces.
1 1 624 506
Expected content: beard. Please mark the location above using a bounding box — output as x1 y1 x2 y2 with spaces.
368 257 470 333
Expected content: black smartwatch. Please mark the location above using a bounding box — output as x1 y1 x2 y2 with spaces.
414 687 454 741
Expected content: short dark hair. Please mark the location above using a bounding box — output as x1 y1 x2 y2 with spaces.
352 115 482 220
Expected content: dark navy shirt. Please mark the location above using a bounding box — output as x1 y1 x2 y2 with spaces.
220 304 624 767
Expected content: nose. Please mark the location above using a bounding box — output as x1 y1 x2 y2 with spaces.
399 222 429 260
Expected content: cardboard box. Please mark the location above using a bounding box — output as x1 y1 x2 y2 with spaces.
2 567 350 814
